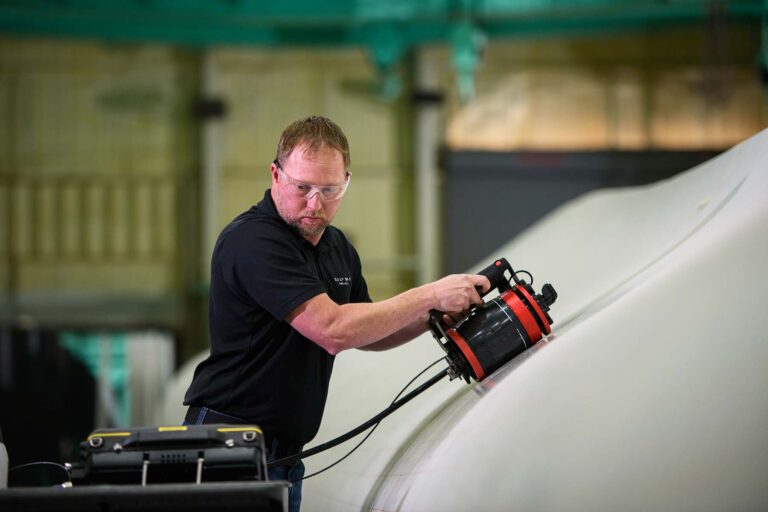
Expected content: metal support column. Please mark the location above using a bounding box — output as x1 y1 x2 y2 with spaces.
415 48 441 284
201 51 222 281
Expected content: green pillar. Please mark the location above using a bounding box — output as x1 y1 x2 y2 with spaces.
452 21 486 102
369 23 407 101
763 0 768 94
59 332 131 427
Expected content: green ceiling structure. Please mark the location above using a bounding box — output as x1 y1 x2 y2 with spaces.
0 0 765 99
763 0 768 73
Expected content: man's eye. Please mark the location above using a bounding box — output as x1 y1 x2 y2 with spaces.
321 187 338 195
296 184 312 193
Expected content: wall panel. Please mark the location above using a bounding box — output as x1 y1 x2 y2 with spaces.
0 38 197 330
442 25 767 150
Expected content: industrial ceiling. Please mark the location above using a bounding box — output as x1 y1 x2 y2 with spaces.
0 0 765 99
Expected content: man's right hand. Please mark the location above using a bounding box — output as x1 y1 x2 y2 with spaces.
429 274 491 314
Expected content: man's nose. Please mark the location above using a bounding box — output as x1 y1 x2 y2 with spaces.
306 191 323 209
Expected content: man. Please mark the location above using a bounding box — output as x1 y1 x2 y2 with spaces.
183 116 489 511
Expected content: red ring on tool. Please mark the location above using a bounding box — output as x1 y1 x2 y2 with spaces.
514 285 552 335
447 329 486 381
500 291 542 343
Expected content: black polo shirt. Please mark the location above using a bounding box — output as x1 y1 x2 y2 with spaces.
184 189 371 446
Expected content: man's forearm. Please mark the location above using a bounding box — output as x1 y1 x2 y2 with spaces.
288 273 490 355
324 285 436 352
357 316 430 352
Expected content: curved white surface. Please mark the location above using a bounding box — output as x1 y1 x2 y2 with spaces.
154 351 207 425
163 129 768 510
0 442 7 489
302 128 768 511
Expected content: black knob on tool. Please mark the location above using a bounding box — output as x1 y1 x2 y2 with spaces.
535 283 558 311
477 258 514 296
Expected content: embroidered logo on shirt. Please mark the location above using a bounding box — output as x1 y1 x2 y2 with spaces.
333 276 352 286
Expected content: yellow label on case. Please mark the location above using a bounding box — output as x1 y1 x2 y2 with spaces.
217 427 263 434
158 426 188 432
86 432 131 440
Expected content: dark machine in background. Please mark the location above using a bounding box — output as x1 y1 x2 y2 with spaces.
440 150 722 274
0 329 95 480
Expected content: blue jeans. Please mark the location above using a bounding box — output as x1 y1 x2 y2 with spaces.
183 406 304 512
267 453 304 512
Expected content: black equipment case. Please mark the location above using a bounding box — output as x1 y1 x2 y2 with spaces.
69 424 267 486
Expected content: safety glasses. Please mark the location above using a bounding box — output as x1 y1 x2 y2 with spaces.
274 159 351 201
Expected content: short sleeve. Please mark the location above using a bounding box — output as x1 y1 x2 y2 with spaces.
217 221 326 321
348 244 372 304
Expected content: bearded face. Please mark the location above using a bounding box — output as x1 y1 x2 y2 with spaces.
270 144 347 246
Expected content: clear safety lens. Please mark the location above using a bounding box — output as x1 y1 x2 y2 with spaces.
275 160 350 201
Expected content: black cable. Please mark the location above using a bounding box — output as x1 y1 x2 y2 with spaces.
514 269 534 286
389 357 449 406
269 361 449 471
296 357 448 481
296 416 378 481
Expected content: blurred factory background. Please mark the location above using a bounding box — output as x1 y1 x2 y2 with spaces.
0 0 766 473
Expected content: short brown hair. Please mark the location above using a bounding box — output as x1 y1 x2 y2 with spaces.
275 116 350 169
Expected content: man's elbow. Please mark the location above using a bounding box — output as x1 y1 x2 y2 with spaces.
321 341 343 356
313 330 351 356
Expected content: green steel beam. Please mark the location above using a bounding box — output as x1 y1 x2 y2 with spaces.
0 0 762 47
0 0 762 99
763 0 768 96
